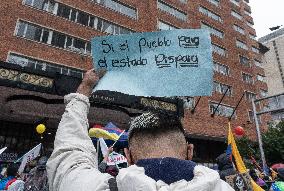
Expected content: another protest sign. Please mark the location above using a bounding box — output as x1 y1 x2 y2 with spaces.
18 143 42 174
92 29 213 97
107 152 127 166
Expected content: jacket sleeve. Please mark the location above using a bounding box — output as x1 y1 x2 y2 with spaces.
46 93 111 191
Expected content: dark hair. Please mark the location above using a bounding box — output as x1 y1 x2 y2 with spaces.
128 112 185 141
6 163 19 177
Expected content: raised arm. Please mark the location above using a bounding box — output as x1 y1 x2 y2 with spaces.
46 69 111 191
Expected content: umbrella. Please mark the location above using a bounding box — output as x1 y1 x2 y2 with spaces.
271 163 284 170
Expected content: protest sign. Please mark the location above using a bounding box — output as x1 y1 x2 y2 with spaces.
18 143 42 174
99 138 108 157
92 29 213 97
0 147 7 156
107 152 127 166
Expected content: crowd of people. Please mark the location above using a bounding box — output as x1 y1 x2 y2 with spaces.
0 156 49 191
1 69 283 191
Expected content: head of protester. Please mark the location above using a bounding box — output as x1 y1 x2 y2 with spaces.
0 163 21 190
46 69 234 191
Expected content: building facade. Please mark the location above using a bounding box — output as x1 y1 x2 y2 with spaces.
0 0 269 162
259 28 284 96
259 28 284 122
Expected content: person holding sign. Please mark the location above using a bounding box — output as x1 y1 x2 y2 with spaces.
47 69 233 191
98 147 119 177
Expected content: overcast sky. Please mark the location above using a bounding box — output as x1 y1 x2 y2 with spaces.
250 0 284 39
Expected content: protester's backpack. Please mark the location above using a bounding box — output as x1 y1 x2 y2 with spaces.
24 167 48 191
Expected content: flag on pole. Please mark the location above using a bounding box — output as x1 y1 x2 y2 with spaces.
227 122 264 191
18 143 42 174
89 128 119 141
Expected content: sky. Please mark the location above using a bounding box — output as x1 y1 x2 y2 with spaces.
250 0 284 39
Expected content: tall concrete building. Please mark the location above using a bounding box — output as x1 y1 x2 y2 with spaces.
259 28 284 122
259 28 284 96
0 0 269 162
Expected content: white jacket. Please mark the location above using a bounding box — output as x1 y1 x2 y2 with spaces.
47 93 234 191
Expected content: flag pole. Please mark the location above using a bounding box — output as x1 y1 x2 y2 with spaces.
111 130 126 147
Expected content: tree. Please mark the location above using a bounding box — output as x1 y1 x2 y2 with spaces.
236 136 259 169
262 121 284 165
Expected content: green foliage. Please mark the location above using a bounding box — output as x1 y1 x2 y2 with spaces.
236 121 284 167
236 136 259 168
262 121 284 165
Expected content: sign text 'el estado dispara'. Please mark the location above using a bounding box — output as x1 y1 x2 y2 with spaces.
92 29 213 97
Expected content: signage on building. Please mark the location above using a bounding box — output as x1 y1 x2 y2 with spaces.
0 152 18 162
0 61 183 117
92 29 213 97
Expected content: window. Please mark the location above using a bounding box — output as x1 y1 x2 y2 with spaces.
252 46 259 53
245 91 256 101
91 0 136 19
257 74 265 82
16 21 91 55
206 0 219 6
242 73 253 84
248 110 254 122
230 0 240 6
16 21 52 43
199 6 222 23
210 102 235 118
244 9 251 15
158 0 187 21
212 44 226 57
214 62 229 76
247 21 254 28
236 40 248 50
260 89 268 98
23 0 133 35
213 81 233 96
239 55 250 67
231 10 242 20
51 31 66 48
158 21 178 30
249 33 256 40
7 53 83 78
201 22 224 38
179 0 187 3
77 11 89 26
233 24 245 35
57 4 71 19
254 59 262 67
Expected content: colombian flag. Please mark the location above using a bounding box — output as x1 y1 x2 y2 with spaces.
227 122 264 191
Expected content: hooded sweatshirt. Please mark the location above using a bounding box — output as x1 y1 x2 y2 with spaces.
46 93 234 191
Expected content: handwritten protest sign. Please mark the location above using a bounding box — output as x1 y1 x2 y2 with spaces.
92 29 213 97
107 152 127 166
18 143 41 174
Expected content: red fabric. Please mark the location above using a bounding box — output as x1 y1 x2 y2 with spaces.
4 178 16 190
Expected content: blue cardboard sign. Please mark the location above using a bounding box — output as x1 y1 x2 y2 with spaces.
91 29 213 97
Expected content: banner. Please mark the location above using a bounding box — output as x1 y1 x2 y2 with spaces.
107 152 127 166
92 29 213 97
0 147 7 155
18 143 42 174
